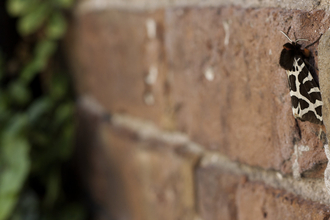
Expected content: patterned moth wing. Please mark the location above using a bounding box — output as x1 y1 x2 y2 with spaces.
279 35 323 125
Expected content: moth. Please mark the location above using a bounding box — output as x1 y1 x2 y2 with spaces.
279 30 323 125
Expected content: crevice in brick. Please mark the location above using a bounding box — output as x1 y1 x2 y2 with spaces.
295 119 302 140
78 96 330 207
191 149 205 219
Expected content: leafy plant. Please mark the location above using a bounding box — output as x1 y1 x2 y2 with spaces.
0 0 86 219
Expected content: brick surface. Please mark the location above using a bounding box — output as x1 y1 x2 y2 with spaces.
104 126 198 220
196 167 241 220
65 7 330 175
74 102 198 220
237 181 330 220
165 7 329 173
65 4 330 220
74 104 132 220
196 167 330 220
65 10 171 128
319 29 330 140
76 0 330 12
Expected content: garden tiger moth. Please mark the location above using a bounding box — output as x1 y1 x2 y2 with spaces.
279 30 323 125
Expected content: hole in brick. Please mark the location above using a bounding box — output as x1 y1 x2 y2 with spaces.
263 211 267 218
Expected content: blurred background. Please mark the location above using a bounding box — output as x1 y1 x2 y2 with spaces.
0 0 89 219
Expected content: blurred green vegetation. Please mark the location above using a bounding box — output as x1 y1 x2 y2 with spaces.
0 0 87 219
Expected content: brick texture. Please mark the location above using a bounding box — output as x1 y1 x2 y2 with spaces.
75 103 198 220
74 104 131 220
103 127 197 220
196 167 240 220
65 10 169 127
66 3 330 220
197 167 330 220
165 7 329 174
66 7 329 175
237 182 330 220
75 103 330 220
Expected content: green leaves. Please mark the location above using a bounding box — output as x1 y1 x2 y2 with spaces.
34 40 57 67
7 0 72 37
17 3 50 36
52 0 75 8
27 97 53 124
0 120 30 220
8 81 32 105
21 40 57 83
47 12 67 39
1 0 85 219
6 0 38 16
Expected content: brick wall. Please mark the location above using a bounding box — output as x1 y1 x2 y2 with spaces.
65 0 330 219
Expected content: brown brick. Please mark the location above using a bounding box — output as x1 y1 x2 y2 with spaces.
74 103 132 219
74 102 198 220
196 167 330 220
66 7 329 175
196 167 241 220
65 10 170 128
236 181 330 220
165 7 329 173
103 125 198 220
319 29 330 145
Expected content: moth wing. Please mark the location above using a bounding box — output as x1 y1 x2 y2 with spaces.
286 57 323 124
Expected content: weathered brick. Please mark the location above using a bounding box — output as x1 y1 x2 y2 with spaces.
236 181 330 220
65 2 330 220
76 0 330 13
104 126 198 220
65 10 171 128
74 101 198 220
66 6 329 175
196 166 330 220
165 7 329 174
196 167 241 220
73 104 132 220
74 103 132 219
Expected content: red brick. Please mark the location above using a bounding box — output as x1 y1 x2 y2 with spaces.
319 29 330 147
196 167 241 220
74 102 198 219
65 10 170 128
236 181 330 220
104 125 198 220
196 167 330 220
165 7 329 173
74 104 132 219
66 7 329 174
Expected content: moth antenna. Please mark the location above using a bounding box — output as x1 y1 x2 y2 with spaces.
293 32 309 43
296 39 309 43
305 34 323 49
286 26 291 35
280 31 292 42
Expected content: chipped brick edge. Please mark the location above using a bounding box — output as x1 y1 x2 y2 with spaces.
76 0 330 14
319 28 330 195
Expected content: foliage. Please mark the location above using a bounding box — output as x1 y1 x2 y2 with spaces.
0 0 86 219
